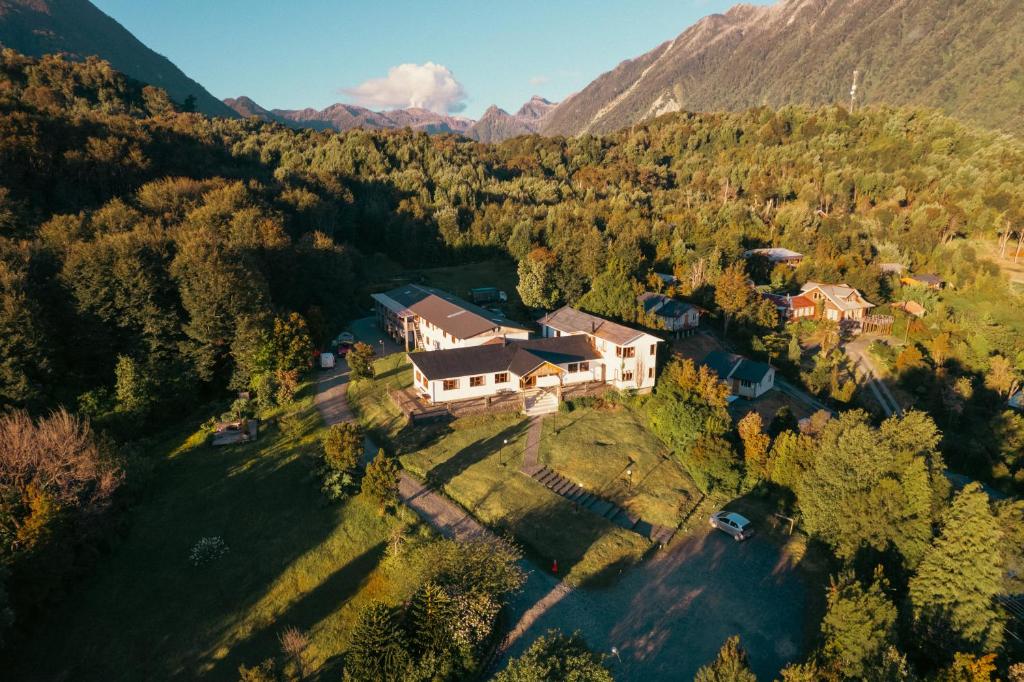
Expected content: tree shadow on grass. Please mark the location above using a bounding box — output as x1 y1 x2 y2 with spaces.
425 421 529 489
207 541 388 680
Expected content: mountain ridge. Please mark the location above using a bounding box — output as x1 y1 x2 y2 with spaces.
0 0 236 118
542 0 1024 137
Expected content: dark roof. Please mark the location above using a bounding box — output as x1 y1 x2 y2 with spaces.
409 335 601 381
372 284 529 338
731 359 773 384
637 292 695 319
702 351 741 380
908 273 944 285
701 350 772 384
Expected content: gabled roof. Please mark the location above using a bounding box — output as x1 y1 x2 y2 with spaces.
799 282 875 311
409 335 601 381
537 306 658 346
743 247 803 261
371 284 529 339
905 273 944 286
638 292 697 319
701 350 772 384
763 293 815 310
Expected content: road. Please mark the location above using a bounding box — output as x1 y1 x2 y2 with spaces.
315 321 810 680
843 335 902 417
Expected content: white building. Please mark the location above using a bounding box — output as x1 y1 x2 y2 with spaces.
537 306 662 392
372 284 530 352
409 335 604 407
799 281 875 325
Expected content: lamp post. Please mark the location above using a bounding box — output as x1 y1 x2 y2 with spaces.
626 467 633 490
500 438 508 467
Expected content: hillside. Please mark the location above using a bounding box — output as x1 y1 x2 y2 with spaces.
543 0 1024 136
0 0 236 118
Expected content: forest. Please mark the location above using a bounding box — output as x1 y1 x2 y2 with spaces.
1 51 1023 679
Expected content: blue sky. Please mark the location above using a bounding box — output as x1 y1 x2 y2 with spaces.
92 0 771 119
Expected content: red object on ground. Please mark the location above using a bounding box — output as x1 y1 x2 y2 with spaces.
552 559 558 574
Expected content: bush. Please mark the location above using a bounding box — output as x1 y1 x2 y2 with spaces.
189 536 229 566
320 468 354 501
322 422 364 472
349 342 376 381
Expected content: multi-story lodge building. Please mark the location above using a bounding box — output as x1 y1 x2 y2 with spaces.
372 284 530 352
406 307 663 413
799 282 875 325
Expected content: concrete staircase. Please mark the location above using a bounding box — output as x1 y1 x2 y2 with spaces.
524 388 558 416
523 464 676 545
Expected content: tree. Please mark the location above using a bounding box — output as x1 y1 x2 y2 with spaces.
787 333 803 365
934 653 999 682
114 354 155 417
494 629 612 682
407 581 455 658
821 570 898 678
985 354 1020 398
714 262 752 337
230 314 274 392
577 259 638 321
238 659 278 682
272 313 313 374
895 344 926 376
348 342 376 381
345 602 410 682
517 247 560 309
797 410 944 567
694 635 756 682
362 449 400 509
322 422 364 472
909 483 1005 656
766 430 815 492
737 412 771 480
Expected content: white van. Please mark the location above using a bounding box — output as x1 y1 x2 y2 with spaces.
319 352 336 369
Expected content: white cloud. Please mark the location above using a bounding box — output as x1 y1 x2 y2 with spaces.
529 75 550 87
342 62 467 114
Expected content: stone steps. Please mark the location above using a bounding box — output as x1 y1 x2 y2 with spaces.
523 456 677 546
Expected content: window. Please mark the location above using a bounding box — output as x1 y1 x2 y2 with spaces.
648 368 654 378
415 370 423 385
740 379 753 388
443 379 460 391
567 363 579 373
470 375 485 387
650 344 656 355
494 372 508 383
579 361 589 372
621 346 636 358
622 370 634 381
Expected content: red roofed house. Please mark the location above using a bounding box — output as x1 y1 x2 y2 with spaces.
799 282 875 326
763 293 816 322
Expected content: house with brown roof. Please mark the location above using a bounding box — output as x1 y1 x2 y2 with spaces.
537 306 663 392
743 247 804 266
901 273 945 290
799 282 875 326
372 284 530 351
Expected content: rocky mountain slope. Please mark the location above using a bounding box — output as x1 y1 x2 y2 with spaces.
542 0 1024 136
0 0 236 118
465 96 556 142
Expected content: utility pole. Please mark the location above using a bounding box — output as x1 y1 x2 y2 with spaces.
849 69 860 112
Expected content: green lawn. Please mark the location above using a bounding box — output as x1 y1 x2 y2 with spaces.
400 414 651 586
11 383 427 681
414 258 520 305
347 352 412 444
541 406 702 528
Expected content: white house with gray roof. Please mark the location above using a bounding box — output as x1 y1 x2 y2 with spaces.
537 306 662 392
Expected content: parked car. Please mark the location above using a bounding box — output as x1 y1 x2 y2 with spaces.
336 332 355 345
337 342 351 357
709 511 754 541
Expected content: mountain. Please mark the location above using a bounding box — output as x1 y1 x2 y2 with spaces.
465 96 557 143
224 95 557 141
0 0 236 118
224 97 474 134
542 0 1024 137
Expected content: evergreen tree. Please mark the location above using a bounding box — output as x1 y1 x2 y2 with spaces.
909 483 1005 656
348 342 376 381
345 602 411 682
362 449 401 510
821 570 898 678
407 581 454 658
322 422 364 472
714 262 752 337
114 354 154 417
495 629 612 682
694 635 757 682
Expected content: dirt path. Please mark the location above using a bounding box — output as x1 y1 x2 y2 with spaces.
844 336 902 417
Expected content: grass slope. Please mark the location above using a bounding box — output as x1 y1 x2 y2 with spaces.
11 383 422 681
